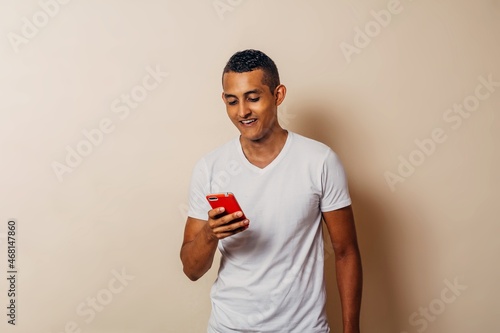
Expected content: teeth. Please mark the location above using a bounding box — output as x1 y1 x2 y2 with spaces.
241 119 256 124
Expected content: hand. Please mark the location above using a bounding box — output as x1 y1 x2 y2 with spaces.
205 207 249 240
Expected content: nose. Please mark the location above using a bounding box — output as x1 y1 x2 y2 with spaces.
238 101 252 118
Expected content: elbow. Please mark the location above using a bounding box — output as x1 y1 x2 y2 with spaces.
184 270 200 281
334 246 361 262
180 250 199 281
182 261 211 281
180 244 213 281
184 272 201 282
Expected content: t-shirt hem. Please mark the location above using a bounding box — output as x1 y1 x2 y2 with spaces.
187 212 208 221
320 198 352 212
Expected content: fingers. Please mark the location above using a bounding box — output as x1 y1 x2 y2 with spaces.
208 207 225 219
210 222 249 239
208 207 242 225
207 207 249 240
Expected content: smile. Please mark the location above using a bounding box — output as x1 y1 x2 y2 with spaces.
240 119 257 125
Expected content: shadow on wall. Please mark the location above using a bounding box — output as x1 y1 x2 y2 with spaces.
291 103 405 332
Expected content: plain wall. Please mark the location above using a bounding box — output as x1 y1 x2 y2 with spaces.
1 0 499 332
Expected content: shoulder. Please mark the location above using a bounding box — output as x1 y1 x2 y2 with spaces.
192 137 239 170
289 132 336 157
288 132 346 172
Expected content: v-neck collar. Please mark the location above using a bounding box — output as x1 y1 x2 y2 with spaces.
235 131 293 174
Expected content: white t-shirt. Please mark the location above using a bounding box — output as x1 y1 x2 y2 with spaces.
187 131 352 333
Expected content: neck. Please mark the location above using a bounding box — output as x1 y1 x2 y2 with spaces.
239 127 288 168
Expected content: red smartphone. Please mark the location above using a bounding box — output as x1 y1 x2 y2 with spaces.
206 192 247 223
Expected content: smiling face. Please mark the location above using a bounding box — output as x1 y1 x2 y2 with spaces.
222 69 286 143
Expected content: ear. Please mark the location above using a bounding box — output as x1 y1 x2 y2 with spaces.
221 91 226 103
274 84 287 106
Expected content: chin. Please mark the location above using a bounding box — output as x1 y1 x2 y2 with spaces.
240 132 259 141
240 129 270 142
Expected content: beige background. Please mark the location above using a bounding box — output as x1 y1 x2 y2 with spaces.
0 0 499 332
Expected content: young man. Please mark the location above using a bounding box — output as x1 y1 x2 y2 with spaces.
181 49 362 333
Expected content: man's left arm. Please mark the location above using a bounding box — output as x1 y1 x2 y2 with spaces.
323 205 362 333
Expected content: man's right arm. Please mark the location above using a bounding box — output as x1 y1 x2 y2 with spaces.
180 208 249 281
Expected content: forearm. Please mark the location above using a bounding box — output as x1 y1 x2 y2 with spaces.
335 249 363 333
181 224 219 281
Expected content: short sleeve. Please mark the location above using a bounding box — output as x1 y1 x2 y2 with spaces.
187 158 212 220
320 149 352 212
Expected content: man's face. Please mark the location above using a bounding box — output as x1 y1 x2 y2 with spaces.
222 69 284 142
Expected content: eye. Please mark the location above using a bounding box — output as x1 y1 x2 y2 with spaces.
228 100 238 106
248 97 260 102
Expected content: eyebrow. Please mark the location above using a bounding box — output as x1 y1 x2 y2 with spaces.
223 89 262 99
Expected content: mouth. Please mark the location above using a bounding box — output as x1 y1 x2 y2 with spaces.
240 119 257 126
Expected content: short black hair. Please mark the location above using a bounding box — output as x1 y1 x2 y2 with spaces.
222 49 280 93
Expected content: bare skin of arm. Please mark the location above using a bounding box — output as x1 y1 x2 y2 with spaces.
180 207 249 281
323 205 363 333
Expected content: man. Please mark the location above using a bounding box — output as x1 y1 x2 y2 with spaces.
181 49 362 333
